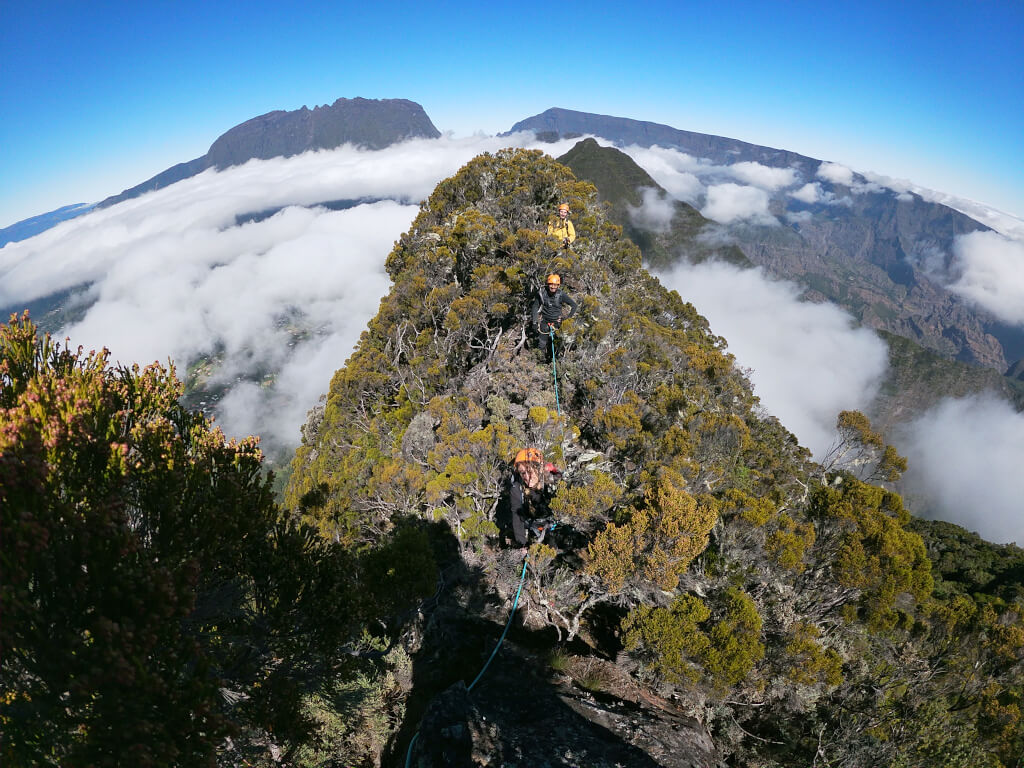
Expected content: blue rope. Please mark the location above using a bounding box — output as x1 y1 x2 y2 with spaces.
404 556 530 766
549 326 561 417
404 732 419 768
468 556 529 691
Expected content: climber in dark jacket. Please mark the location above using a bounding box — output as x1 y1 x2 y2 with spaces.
531 273 578 359
507 448 561 547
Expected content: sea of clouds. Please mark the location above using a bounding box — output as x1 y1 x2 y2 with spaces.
0 133 580 458
624 142 1024 545
2 132 1021 544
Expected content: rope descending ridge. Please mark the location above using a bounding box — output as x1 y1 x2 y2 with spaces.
405 556 531 766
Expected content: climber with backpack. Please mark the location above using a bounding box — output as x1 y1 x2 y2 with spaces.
547 203 576 248
531 273 578 361
506 448 562 549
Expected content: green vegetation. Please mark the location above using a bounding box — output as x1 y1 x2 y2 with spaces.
0 313 435 767
557 138 751 268
4 147 1021 766
281 148 1022 766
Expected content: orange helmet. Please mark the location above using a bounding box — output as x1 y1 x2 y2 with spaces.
546 273 561 287
558 203 570 213
514 448 542 466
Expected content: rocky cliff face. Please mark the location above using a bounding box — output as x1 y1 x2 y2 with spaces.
98 97 440 208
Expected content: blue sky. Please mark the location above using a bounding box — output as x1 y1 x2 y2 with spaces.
2 0 1022 228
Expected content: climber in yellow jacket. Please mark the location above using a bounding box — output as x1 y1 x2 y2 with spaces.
547 203 576 248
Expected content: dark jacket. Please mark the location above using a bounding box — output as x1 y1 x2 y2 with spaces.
531 286 578 329
508 476 555 546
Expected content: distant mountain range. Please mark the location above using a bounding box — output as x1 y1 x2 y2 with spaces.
514 108 1023 375
0 203 95 248
508 107 823 171
5 99 1022 433
550 135 1024 432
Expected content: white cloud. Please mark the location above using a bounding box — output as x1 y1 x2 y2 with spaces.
655 259 1022 544
816 162 855 186
788 181 851 207
628 187 676 232
57 201 404 452
655 261 888 458
896 395 1024 545
728 161 799 191
948 230 1024 325
942 200 1024 243
791 182 822 204
615 144 707 203
0 133 580 454
0 133 581 307
701 183 776 225
856 171 1024 243
815 162 887 195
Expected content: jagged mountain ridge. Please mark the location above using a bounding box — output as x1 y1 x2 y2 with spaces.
511 107 1024 372
285 147 805 764
97 97 440 208
554 137 1024 437
9 99 1021 374
556 138 751 269
285 149 1021 766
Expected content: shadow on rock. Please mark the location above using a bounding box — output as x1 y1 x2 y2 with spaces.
387 537 721 768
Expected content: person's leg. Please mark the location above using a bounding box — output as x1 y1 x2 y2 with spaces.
550 321 563 359
511 508 529 547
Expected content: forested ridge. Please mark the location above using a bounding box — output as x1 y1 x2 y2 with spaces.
2 149 1021 766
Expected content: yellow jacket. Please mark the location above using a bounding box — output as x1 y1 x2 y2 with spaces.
547 217 576 245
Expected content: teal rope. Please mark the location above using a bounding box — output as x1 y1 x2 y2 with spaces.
404 556 530 766
404 732 419 768
549 326 561 417
468 556 529 691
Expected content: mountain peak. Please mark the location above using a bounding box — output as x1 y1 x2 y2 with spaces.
205 96 440 168
98 97 440 208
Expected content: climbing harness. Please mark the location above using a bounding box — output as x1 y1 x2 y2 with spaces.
405 556 530 766
549 325 562 417
530 517 558 543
